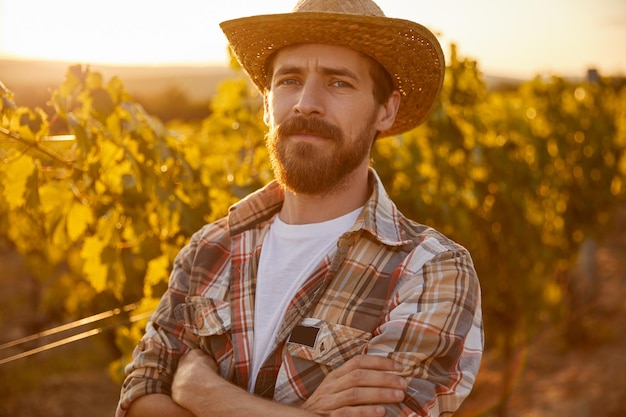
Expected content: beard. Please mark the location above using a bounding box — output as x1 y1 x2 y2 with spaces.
266 115 377 195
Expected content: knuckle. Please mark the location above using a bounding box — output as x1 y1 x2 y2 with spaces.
351 368 365 381
346 387 361 401
351 354 366 367
337 407 351 417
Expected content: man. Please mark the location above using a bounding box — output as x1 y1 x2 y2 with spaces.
117 0 483 416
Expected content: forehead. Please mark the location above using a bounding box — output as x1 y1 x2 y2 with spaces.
269 43 375 79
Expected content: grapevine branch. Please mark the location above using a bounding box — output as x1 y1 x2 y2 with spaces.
0 126 85 173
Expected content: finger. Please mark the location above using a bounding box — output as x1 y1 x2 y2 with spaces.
305 384 405 414
341 368 409 391
341 386 406 406
304 370 407 413
330 354 403 379
329 405 388 417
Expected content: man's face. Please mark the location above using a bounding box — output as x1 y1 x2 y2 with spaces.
264 43 390 195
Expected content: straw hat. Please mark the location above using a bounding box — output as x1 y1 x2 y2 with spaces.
219 0 445 137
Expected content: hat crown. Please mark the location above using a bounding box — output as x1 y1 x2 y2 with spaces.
292 0 385 16
220 0 444 136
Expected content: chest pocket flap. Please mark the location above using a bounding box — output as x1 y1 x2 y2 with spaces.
176 296 231 337
286 317 372 369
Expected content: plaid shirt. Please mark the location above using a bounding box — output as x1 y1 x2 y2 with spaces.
116 169 483 417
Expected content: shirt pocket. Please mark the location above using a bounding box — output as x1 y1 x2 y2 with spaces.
285 317 372 369
275 318 373 404
175 296 234 378
177 296 231 337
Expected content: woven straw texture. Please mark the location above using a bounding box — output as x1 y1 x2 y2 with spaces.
220 8 444 137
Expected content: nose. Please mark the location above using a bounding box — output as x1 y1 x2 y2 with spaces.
293 79 324 117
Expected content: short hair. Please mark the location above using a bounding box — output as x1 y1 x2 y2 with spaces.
368 57 395 106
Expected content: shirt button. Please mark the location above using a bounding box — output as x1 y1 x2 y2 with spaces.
196 311 205 329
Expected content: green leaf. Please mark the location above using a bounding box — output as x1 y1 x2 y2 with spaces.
91 88 115 119
1 155 35 209
143 254 170 298
80 235 108 292
67 201 94 242
67 113 92 156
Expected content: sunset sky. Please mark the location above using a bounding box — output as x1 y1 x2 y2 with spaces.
1 0 625 78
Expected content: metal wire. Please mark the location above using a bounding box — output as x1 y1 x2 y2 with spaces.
0 303 138 351
0 305 152 366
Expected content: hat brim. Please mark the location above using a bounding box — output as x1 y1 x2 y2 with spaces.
220 12 445 137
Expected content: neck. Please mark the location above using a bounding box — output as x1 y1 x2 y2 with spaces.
278 164 371 225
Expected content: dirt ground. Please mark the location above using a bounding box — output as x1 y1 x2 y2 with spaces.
0 370 120 417
1 211 625 417
457 237 626 417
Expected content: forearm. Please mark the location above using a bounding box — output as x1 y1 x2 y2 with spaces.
174 369 316 417
174 350 405 417
126 394 194 417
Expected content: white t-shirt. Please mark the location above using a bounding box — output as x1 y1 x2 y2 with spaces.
248 207 361 392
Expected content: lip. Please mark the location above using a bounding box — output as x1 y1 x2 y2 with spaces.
289 133 329 142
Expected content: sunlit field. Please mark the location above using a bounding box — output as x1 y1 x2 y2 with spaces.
1 0 626 413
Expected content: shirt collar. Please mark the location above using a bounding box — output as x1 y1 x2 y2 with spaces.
352 168 411 246
227 168 410 246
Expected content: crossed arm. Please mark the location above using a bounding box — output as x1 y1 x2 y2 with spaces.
122 244 482 417
127 350 409 417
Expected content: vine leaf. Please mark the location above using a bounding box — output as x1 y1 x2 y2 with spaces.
143 254 170 298
0 155 35 209
67 201 94 242
81 235 108 292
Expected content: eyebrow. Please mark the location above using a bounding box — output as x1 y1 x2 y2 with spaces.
273 65 361 82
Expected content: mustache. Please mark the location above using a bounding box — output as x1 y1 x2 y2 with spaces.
276 116 343 141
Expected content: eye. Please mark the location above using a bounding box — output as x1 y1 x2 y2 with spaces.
276 77 300 86
330 79 354 88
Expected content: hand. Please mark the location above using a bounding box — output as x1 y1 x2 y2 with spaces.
171 349 219 412
301 355 409 417
171 349 318 417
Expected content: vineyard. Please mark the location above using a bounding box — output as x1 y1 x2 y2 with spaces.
1 46 625 416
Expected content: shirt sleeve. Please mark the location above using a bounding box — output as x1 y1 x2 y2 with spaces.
115 235 199 417
365 240 484 416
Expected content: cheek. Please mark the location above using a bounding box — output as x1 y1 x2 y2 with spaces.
266 95 291 125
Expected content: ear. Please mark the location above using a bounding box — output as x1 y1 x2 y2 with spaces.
374 91 401 133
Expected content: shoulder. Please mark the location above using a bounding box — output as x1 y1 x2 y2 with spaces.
191 217 231 246
173 217 231 271
391 216 477 281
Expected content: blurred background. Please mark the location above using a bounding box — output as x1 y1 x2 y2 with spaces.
1 1 625 416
